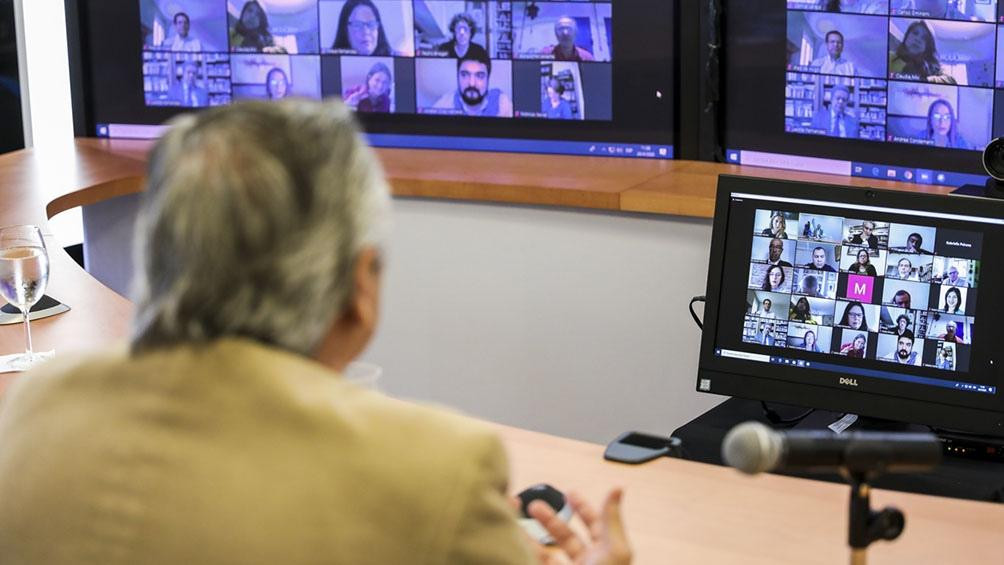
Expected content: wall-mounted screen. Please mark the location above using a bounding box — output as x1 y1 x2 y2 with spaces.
723 0 1003 186
75 1 676 159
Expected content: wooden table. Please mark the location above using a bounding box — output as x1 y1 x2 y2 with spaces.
1 140 997 565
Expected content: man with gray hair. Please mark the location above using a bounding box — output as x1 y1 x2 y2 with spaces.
0 100 630 564
810 83 859 138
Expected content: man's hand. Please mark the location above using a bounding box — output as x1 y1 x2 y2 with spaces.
527 488 632 565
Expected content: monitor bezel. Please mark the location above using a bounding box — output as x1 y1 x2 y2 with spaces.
698 175 1004 437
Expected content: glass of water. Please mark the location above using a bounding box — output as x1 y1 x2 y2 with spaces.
0 225 50 368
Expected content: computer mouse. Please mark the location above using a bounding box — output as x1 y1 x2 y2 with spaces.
516 483 572 545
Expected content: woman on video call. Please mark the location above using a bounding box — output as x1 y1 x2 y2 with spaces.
847 248 877 276
839 301 869 331
333 0 392 56
840 333 867 358
889 20 956 84
922 99 970 150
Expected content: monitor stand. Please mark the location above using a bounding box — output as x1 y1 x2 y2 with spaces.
670 397 1004 503
951 179 1004 199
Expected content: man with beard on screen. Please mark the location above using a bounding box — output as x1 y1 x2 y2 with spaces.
882 334 920 365
435 51 513 117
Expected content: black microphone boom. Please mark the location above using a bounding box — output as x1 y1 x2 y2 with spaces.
722 421 942 475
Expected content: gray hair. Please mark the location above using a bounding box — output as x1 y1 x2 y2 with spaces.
131 99 391 354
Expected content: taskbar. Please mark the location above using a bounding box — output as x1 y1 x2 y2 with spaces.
725 148 988 188
95 124 675 160
367 134 674 159
716 348 998 395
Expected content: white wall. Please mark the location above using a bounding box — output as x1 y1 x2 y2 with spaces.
84 194 725 444
14 0 81 245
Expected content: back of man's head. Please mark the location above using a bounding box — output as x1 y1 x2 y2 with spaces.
132 99 391 355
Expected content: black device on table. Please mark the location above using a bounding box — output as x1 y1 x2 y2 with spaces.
684 174 1004 501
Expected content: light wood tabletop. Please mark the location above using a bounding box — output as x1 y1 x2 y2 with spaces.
0 140 997 565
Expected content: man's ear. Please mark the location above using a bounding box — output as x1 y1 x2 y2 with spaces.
349 246 382 329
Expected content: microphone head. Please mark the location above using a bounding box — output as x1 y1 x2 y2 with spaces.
722 421 784 474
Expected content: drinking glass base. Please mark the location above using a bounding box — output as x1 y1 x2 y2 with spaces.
0 350 55 373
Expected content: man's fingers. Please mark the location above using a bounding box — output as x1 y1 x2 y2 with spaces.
600 489 632 562
566 491 603 540
528 500 587 559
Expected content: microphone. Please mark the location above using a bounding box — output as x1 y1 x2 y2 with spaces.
722 421 942 475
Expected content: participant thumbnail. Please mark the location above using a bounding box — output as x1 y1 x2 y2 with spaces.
786 322 834 353
747 290 792 319
892 0 996 21
839 246 887 276
888 18 995 86
786 0 890 14
140 0 229 52
416 57 514 117
795 241 839 272
932 340 957 370
414 1 489 58
144 52 232 108
511 2 612 62
749 263 794 292
881 279 931 310
534 62 586 120
886 81 992 150
925 312 973 343
340 56 396 112
841 218 888 249
876 332 924 365
885 252 932 281
228 0 320 54
834 328 870 357
786 76 886 140
320 0 416 56
887 222 937 253
792 268 839 299
754 209 799 239
797 212 844 243
787 11 888 77
931 227 983 259
931 256 978 287
230 54 321 100
878 306 917 336
937 284 968 314
744 316 788 347
750 235 796 266
835 300 880 331
789 295 837 324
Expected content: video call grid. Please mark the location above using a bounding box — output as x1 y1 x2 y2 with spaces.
784 0 1004 151
742 207 980 374
139 0 613 121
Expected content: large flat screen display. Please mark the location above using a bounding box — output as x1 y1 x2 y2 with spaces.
723 0 1004 186
698 175 1004 436
74 1 675 159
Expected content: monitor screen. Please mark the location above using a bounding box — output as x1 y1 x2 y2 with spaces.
75 0 675 159
698 176 1004 436
723 0 1002 186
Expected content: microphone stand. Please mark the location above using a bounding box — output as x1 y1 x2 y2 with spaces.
843 470 904 565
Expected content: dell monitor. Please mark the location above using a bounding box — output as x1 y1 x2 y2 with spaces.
70 0 675 159
722 0 1003 187
698 175 1004 437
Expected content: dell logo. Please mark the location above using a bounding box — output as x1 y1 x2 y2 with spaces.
839 378 858 387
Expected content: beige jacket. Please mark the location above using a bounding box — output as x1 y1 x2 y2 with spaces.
0 339 535 564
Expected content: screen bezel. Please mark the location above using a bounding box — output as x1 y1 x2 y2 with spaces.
698 175 1004 437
